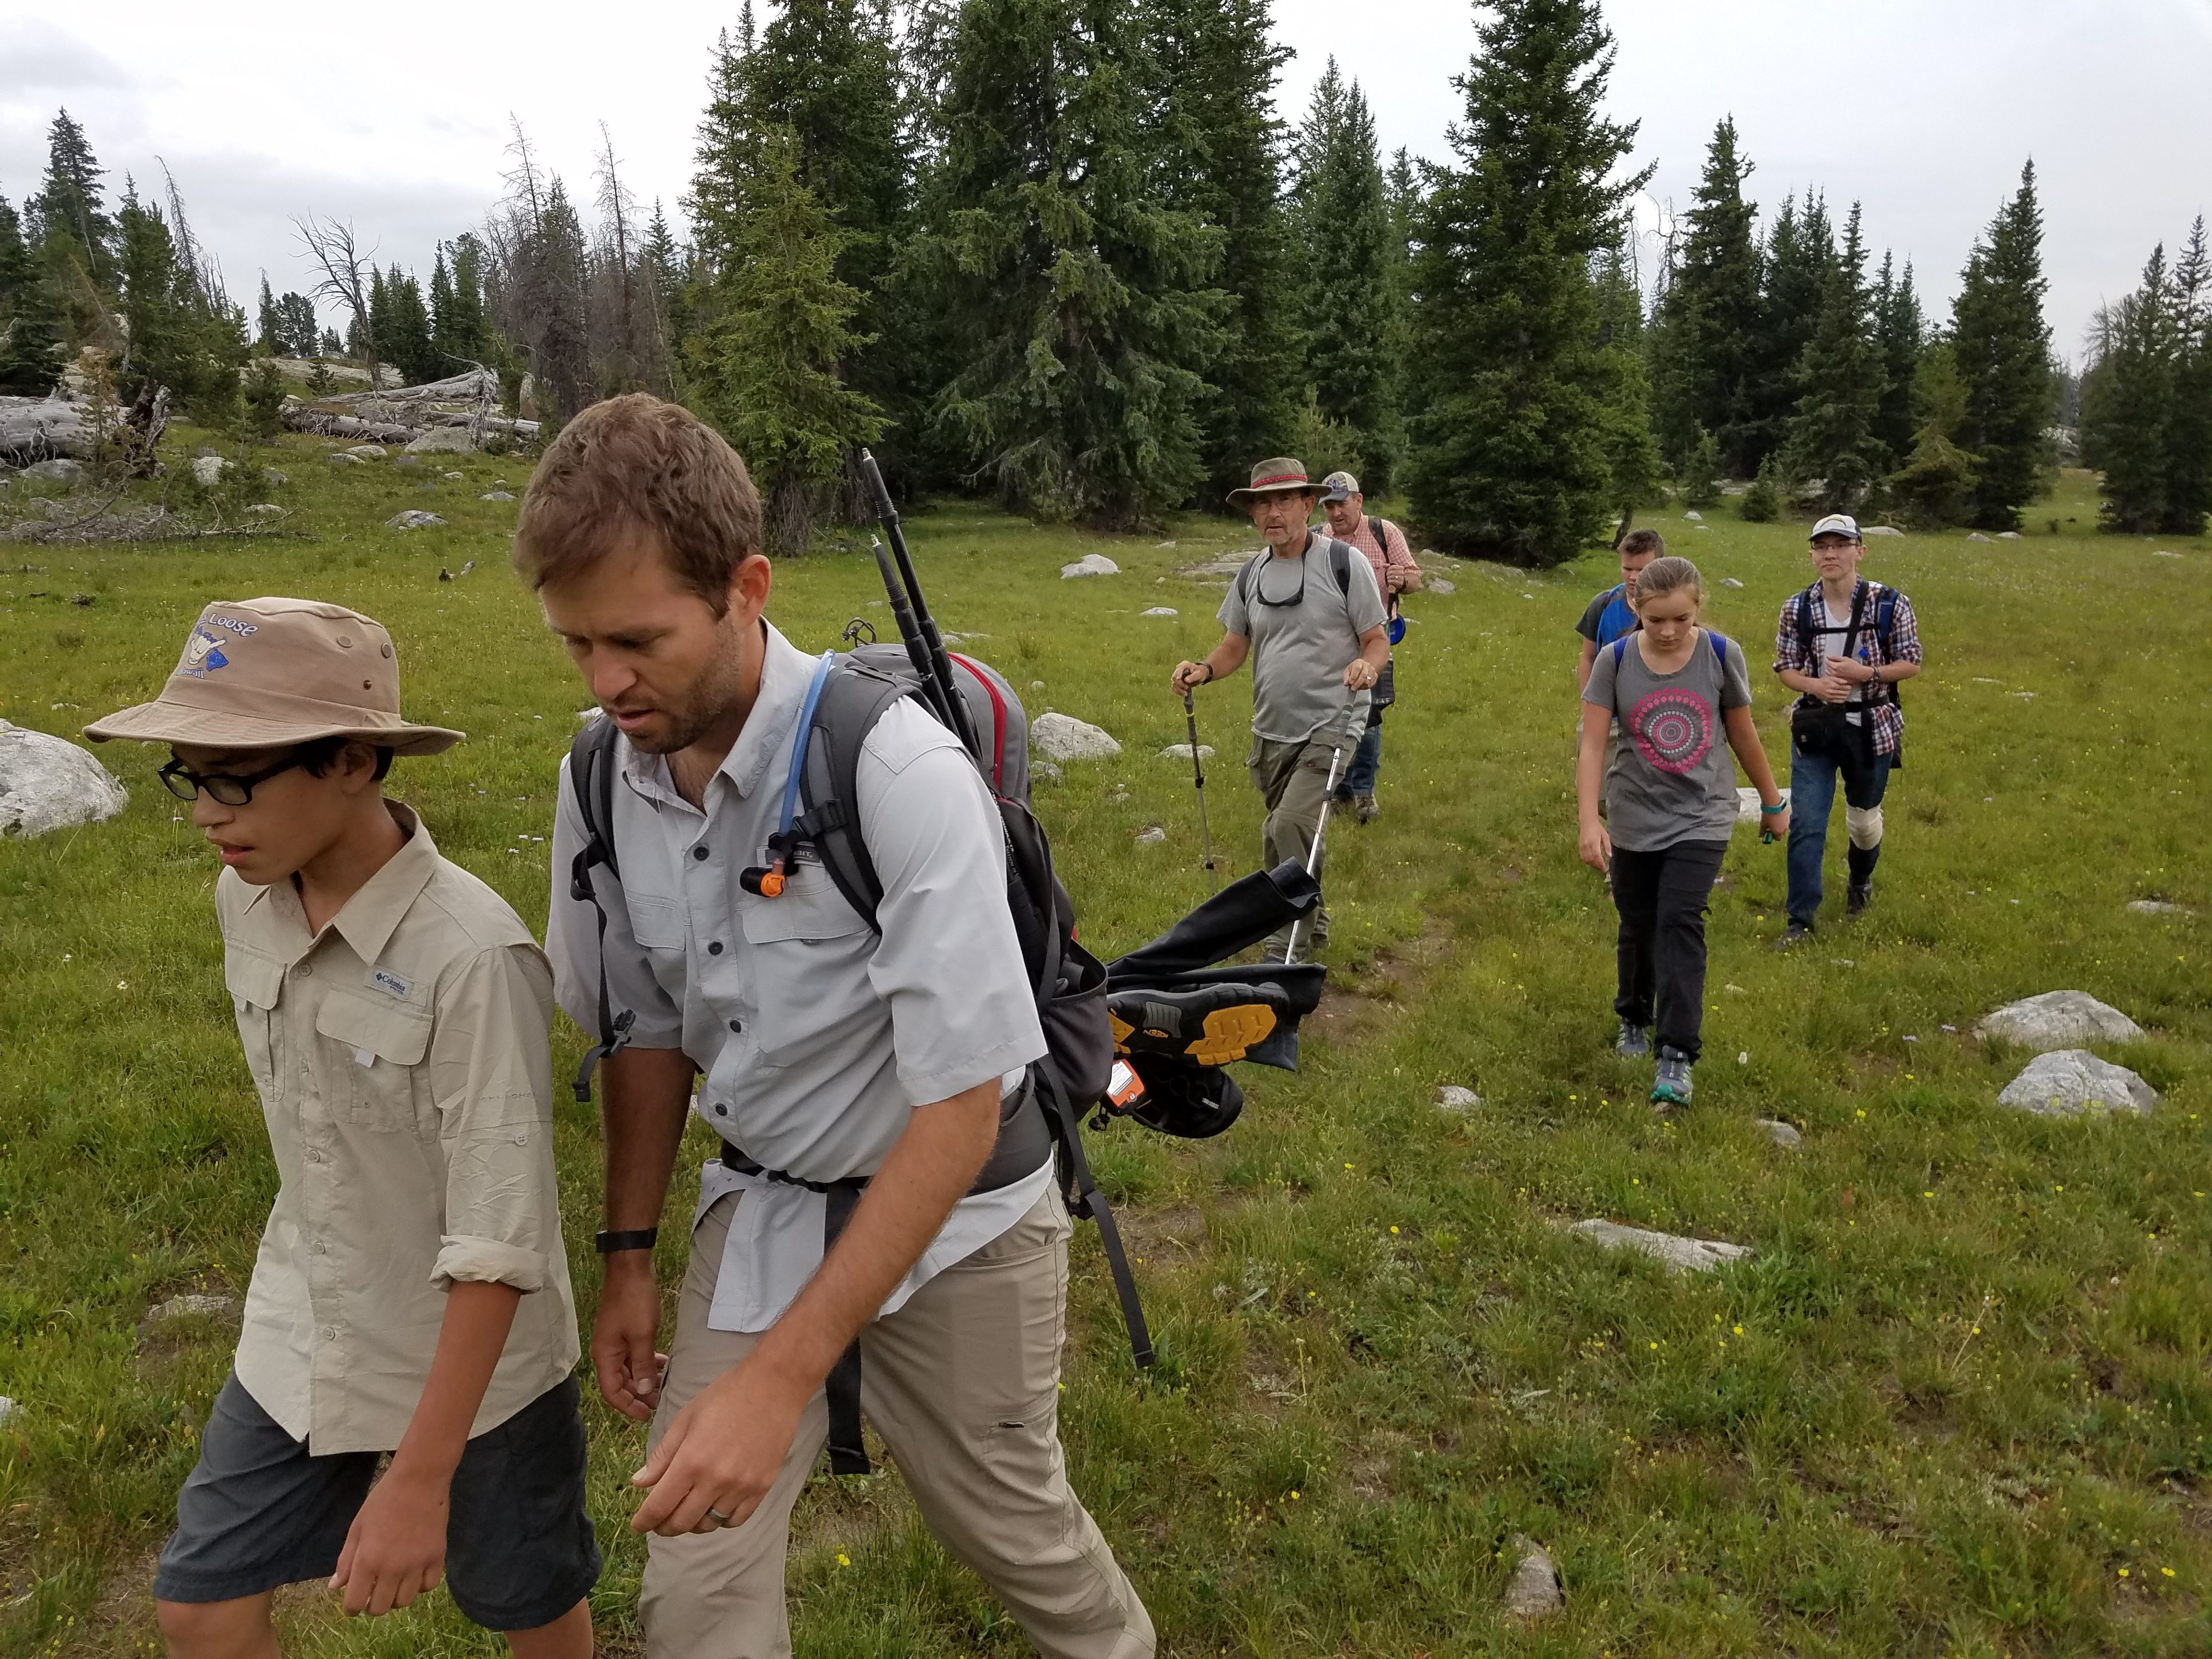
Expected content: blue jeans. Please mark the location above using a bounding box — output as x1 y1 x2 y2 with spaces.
1336 720 1384 798
1786 741 1893 924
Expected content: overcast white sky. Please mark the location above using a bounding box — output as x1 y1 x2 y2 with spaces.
4 0 2208 361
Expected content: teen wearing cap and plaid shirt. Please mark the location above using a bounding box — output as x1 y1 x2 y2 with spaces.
1770 515 1923 946
85 599 597 1658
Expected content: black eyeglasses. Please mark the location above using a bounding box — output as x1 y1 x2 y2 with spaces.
159 755 307 805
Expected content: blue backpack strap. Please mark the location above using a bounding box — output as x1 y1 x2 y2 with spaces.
1611 636 1628 665
1709 630 1728 669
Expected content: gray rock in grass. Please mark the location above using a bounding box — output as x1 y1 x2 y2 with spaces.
404 426 476 455
1566 1218 1751 1273
1978 990 2145 1051
190 455 227 485
1060 552 1120 579
0 720 129 837
343 444 387 460
21 457 84 482
1754 1119 1802 1148
1682 510 1703 521
1158 742 1214 762
1142 606 1178 617
480 490 516 501
1030 712 1120 761
2127 899 2191 916
385 510 447 530
0 1396 18 1425
1436 1085 1482 1111
1966 532 1993 543
326 452 364 465
262 467 287 486
1501 1536 1564 1620
1864 524 1904 537
148 1294 239 1323
1134 825 1167 845
1720 575 1744 588
1426 576 1456 594
1997 1050 2159 1117
1032 760 1062 785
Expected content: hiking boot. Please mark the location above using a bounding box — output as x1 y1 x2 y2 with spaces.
1771 919 1814 951
1650 1046 1694 1107
1355 793 1380 824
1615 1020 1651 1059
1847 880 1873 917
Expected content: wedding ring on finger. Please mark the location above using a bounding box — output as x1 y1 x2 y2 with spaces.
706 1506 734 1528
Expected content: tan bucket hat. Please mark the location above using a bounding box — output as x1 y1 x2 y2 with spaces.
1225 456 1321 505
83 597 462 756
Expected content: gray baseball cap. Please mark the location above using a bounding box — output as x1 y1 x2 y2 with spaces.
1319 470 1361 503
1810 513 1863 543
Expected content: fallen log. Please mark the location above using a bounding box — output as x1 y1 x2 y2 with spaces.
0 397 92 465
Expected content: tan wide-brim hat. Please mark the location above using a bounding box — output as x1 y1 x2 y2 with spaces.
83 597 463 756
1226 456 1322 505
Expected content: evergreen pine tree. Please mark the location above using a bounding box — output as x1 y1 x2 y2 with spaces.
1384 146 1421 433
428 251 458 366
915 0 1225 527
2160 217 2212 536
1404 0 1652 565
1952 160 2054 529
0 194 30 313
255 275 282 355
114 183 241 413
1141 0 1302 501
1650 117 1763 473
1886 342 1978 529
1746 193 1831 471
696 128 886 554
2084 245 2175 534
30 109 116 286
640 203 690 396
1592 228 1663 517
276 292 318 358
1781 203 1886 511
1869 253 1924 467
1289 61 1402 490
447 235 494 365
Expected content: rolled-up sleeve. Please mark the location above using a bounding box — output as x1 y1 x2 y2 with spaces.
856 702 1048 1106
547 752 685 1047
427 944 561 1293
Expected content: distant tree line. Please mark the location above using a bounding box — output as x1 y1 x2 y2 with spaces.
7 1 2200 556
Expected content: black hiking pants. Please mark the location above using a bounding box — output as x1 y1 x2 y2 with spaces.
1609 839 1728 1063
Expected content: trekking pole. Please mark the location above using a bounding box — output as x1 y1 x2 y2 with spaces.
856 448 981 761
1181 690 1217 894
866 532 961 735
1282 705 1356 966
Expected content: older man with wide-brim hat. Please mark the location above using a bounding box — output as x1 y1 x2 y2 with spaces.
1171 459 1390 959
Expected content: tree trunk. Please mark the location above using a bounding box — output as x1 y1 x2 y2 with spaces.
766 471 816 557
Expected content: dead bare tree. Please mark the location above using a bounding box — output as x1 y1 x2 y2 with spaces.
294 214 379 383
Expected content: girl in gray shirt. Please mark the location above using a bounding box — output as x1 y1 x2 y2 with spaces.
1576 557 1790 1108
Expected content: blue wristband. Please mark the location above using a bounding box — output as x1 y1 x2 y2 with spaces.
1760 800 1787 815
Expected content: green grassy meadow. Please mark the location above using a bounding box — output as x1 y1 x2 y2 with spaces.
2 433 2209 1657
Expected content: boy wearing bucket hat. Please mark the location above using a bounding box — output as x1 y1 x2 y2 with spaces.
84 599 597 1657
1172 458 1390 958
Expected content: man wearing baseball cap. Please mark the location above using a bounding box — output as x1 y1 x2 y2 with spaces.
85 600 598 1657
1172 458 1390 957
1770 515 1923 946
1317 470 1420 823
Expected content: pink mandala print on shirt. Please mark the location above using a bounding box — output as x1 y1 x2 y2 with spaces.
1630 687 1715 775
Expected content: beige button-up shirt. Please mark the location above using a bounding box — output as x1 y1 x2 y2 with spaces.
221 804 579 1454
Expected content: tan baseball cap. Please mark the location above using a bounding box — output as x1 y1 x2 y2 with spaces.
83 597 463 756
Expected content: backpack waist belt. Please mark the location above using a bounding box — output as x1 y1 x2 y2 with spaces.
713 1078 1053 1477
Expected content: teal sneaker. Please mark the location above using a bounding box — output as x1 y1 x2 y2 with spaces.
1651 1046 1694 1107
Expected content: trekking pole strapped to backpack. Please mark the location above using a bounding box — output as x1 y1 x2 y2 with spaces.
856 448 981 761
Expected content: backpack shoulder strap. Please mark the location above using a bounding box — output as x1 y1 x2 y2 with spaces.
1795 584 1819 657
1709 630 1729 669
565 717 634 1103
1234 550 1270 607
792 660 922 932
1611 636 1629 665
1329 534 1351 599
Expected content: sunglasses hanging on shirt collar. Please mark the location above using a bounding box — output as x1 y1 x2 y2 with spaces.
1251 554 1308 608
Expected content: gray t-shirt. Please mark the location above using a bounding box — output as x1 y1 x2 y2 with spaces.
1582 629 1754 851
1217 533 1387 744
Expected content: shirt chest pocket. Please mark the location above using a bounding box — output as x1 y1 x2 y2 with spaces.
224 950 287 1099
741 879 876 1069
314 990 432 1131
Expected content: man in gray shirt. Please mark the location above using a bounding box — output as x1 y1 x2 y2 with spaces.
521 397 1152 1658
1172 456 1389 958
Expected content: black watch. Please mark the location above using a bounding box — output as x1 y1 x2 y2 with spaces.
595 1227 659 1255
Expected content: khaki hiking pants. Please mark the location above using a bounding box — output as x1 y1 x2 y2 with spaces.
640 1185 1154 1659
1249 733 1344 952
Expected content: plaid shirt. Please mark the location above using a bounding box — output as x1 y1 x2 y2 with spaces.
1772 579 1921 755
1341 515 1419 600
